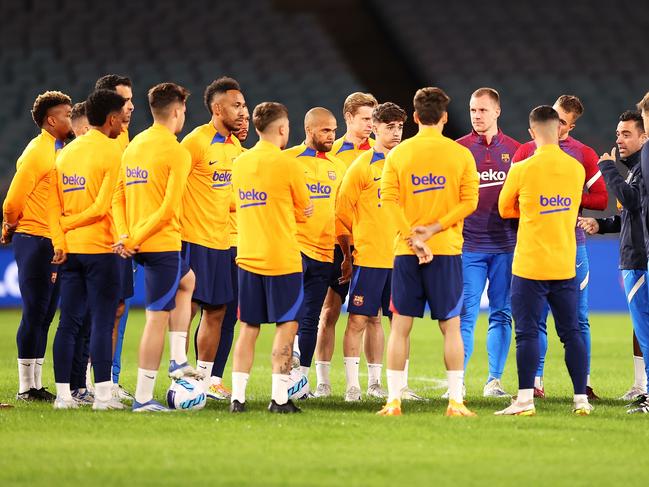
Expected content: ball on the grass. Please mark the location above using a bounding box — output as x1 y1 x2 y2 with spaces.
288 368 310 400
166 377 207 410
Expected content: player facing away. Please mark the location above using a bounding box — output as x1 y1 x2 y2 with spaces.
2 91 72 402
314 92 380 397
49 89 126 410
496 105 591 416
112 83 196 412
579 111 649 406
513 95 607 400
94 74 137 402
202 111 251 401
336 102 406 401
180 77 245 391
230 102 313 413
456 88 520 398
284 108 347 385
377 87 479 417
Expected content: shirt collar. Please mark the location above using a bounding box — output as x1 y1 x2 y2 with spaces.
41 128 64 150
370 150 385 164
471 128 502 146
254 139 281 153
336 138 372 154
298 146 330 160
535 144 562 154
418 126 443 138
621 149 641 169
151 122 177 139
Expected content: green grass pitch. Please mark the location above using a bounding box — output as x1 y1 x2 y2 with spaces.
0 309 647 486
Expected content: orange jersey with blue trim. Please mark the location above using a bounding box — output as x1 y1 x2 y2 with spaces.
48 129 122 253
331 136 374 168
233 140 311 275
380 127 479 256
284 144 346 263
229 147 248 248
499 144 585 280
336 149 395 268
180 123 243 249
3 129 63 238
112 123 192 253
115 129 129 153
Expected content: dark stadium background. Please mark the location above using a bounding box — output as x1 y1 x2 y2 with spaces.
2 0 648 218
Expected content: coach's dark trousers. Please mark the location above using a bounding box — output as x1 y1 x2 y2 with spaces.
511 275 587 394
13 233 60 359
53 253 120 385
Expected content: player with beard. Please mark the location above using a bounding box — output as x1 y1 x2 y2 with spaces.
181 77 246 390
284 108 346 386
2 91 73 402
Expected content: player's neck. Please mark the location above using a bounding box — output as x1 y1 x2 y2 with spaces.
477 126 499 144
344 131 367 146
43 125 62 142
92 125 113 138
259 134 282 149
373 141 389 155
211 117 231 137
153 118 177 135
418 121 444 133
535 138 559 148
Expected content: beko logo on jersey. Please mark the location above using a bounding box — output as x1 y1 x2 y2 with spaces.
125 166 148 186
539 194 572 214
212 170 232 188
239 188 267 208
62 173 86 192
478 169 506 188
411 173 446 193
307 182 332 199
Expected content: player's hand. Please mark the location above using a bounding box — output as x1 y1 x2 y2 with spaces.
599 147 616 163
412 222 442 242
51 249 67 265
338 256 352 284
1 221 18 244
577 216 599 235
304 203 314 218
408 237 433 265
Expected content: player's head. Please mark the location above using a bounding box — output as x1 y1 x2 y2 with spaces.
552 95 584 140
372 102 407 151
413 87 449 127
234 110 250 143
85 89 126 139
31 90 73 140
470 87 501 135
528 105 560 145
148 82 190 135
253 102 289 149
616 110 646 159
636 91 649 135
203 76 246 133
70 102 90 137
304 107 337 153
343 92 378 140
95 74 134 128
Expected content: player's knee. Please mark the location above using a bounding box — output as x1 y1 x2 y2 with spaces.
180 269 196 293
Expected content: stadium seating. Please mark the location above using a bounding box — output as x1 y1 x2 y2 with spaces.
0 0 364 188
370 0 649 151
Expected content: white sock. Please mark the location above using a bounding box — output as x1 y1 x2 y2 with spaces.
367 363 382 387
55 382 72 401
85 362 93 390
34 357 44 390
343 357 360 390
231 371 249 403
271 373 290 405
95 380 112 402
293 335 300 355
315 361 331 387
534 376 543 388
169 331 188 364
17 358 36 393
634 355 647 390
517 388 534 403
574 393 588 404
299 366 310 379
447 370 465 403
135 368 158 404
210 376 222 386
196 360 212 378
404 359 410 388
386 369 405 402
587 374 591 387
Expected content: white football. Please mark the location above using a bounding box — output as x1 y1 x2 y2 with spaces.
288 368 310 400
166 377 207 410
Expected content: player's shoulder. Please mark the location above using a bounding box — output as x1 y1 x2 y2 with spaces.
181 123 211 145
455 132 474 147
283 143 307 158
498 132 521 149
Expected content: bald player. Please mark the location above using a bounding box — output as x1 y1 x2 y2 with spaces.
285 108 346 385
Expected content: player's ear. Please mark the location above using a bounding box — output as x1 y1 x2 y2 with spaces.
413 111 420 125
528 127 535 140
441 112 448 125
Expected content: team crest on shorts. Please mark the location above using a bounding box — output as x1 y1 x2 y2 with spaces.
501 153 510 163
328 171 337 181
353 295 364 306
